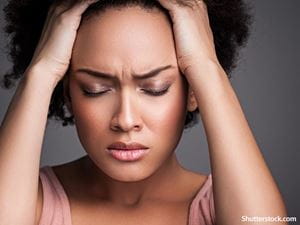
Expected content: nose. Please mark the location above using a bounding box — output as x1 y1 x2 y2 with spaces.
110 89 143 132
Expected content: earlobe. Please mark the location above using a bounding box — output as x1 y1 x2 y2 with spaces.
187 86 198 112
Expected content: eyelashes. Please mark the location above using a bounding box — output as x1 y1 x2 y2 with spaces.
82 86 170 97
141 87 170 96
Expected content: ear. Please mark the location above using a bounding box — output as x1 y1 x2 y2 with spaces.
187 86 198 112
63 73 73 115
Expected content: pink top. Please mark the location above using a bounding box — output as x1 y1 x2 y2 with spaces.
38 166 215 225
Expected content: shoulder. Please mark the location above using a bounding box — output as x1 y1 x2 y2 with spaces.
51 157 86 196
184 169 209 188
178 168 210 201
35 157 85 225
187 171 216 224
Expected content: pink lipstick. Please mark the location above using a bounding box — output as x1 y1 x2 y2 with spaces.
106 141 150 161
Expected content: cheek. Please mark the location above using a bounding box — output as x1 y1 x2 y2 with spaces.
144 95 186 128
68 84 114 147
142 81 188 134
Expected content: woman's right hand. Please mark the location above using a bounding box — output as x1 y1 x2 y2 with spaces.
26 0 98 84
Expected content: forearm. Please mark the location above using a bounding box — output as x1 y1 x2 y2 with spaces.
0 66 58 225
185 61 288 225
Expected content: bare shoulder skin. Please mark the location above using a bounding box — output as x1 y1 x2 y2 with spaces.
35 156 207 225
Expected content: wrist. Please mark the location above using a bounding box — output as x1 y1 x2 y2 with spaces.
184 58 223 78
23 64 61 91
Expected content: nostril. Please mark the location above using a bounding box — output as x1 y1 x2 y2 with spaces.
111 123 121 132
110 118 142 132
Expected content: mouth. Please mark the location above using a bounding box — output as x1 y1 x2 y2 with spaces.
106 141 150 161
105 148 150 161
107 141 149 151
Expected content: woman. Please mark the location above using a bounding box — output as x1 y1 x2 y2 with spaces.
0 0 288 224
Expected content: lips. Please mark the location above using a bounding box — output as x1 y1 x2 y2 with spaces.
107 141 149 151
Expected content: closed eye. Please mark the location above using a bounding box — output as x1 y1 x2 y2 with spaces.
82 86 171 97
82 89 110 97
142 87 170 96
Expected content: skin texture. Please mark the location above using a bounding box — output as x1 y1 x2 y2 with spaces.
63 6 198 205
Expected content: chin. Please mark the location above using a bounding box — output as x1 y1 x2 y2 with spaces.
87 154 161 182
104 165 156 183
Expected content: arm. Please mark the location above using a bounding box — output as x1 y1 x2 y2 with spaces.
0 69 58 225
156 0 288 224
186 60 288 224
0 0 98 224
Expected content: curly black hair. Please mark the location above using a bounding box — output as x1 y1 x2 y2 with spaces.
0 0 253 129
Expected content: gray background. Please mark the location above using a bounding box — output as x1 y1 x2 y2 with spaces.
0 0 299 220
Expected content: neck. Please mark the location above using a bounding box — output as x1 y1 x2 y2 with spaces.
81 154 185 207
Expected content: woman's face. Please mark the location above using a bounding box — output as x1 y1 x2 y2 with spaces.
67 6 194 182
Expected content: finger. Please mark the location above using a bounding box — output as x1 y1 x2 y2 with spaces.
33 2 62 55
63 0 99 18
32 0 99 63
35 0 98 54
33 5 56 57
155 0 176 11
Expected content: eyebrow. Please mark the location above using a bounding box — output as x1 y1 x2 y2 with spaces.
75 65 174 80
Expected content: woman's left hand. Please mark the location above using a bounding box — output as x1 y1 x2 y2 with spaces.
156 0 219 76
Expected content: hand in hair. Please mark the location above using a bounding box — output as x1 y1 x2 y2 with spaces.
155 0 218 76
26 0 98 83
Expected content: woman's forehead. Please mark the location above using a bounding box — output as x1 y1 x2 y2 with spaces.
71 6 177 72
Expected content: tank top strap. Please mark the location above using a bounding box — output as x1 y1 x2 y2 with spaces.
38 166 72 225
188 174 216 225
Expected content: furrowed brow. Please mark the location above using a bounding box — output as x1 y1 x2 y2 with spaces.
75 65 174 80
132 65 174 80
